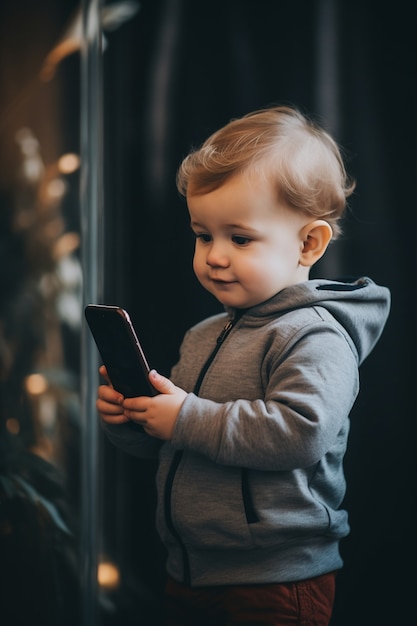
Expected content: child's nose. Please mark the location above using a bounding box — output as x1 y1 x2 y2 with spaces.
206 241 229 267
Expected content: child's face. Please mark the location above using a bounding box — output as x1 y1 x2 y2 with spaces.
188 173 311 309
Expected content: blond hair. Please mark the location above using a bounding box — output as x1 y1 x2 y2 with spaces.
176 105 355 238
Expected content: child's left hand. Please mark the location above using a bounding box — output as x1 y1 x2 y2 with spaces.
123 369 188 440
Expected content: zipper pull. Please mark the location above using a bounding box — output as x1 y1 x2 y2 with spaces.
216 319 234 344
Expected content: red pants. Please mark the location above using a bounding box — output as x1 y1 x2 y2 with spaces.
164 571 337 626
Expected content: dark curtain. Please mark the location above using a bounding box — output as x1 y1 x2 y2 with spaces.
101 1 416 625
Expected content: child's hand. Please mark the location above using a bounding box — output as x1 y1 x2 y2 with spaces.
122 369 187 440
96 365 128 424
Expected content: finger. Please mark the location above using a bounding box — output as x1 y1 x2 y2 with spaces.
98 384 124 404
99 365 112 386
99 412 129 425
123 406 148 423
122 395 150 410
148 369 176 394
97 398 125 416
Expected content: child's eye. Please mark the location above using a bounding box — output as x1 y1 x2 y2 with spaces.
232 235 251 246
195 233 212 243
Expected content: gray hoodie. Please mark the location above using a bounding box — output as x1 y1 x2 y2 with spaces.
102 276 390 587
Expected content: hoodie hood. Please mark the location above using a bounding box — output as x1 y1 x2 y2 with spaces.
232 276 391 366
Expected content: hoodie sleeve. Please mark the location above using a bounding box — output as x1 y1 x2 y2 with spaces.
171 319 359 471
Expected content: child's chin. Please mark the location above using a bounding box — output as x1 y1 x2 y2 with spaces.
217 295 249 309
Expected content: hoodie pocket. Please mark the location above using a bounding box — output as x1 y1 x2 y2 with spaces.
241 468 259 524
158 451 257 550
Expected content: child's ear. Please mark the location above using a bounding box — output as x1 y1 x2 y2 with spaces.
299 220 333 267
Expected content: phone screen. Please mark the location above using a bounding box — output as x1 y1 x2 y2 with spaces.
85 305 157 398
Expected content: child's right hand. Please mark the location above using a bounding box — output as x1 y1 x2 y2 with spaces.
96 365 128 424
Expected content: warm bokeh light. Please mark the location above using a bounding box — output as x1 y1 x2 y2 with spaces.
46 178 67 200
52 231 81 259
97 562 121 590
58 153 81 174
6 418 20 435
25 373 48 395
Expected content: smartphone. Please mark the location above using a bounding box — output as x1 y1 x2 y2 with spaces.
84 304 158 398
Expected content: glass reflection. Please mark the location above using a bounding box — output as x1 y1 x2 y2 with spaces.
0 2 145 625
0 2 82 624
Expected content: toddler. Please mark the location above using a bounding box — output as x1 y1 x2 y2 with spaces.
97 105 390 626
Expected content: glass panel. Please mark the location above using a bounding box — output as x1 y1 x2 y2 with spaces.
80 0 102 624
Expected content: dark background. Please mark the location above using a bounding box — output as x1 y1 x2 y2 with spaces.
0 0 415 625
102 2 416 625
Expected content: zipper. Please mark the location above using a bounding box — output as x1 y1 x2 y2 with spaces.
193 317 236 396
163 312 242 585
